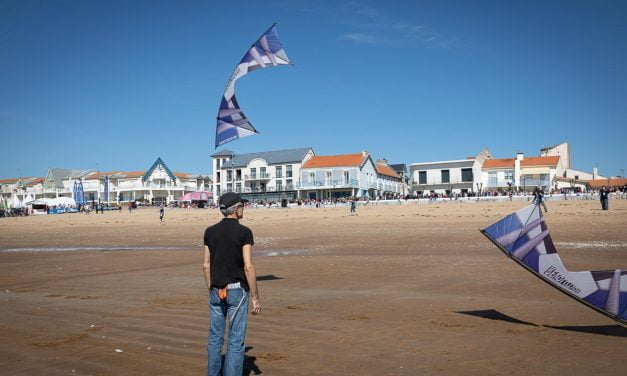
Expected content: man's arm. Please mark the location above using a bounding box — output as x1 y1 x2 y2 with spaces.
202 245 211 291
243 244 261 315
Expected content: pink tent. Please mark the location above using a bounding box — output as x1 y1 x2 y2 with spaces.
178 191 212 202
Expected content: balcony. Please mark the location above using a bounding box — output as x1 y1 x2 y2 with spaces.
297 179 359 190
487 179 514 188
520 177 550 188
245 173 271 181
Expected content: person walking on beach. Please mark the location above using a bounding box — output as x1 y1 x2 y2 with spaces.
203 192 261 376
533 186 548 213
600 187 609 210
159 204 165 223
350 198 357 215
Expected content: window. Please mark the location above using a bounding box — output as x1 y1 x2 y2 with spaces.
326 171 332 184
504 170 513 181
226 170 232 182
286 165 293 178
488 172 497 186
418 171 427 184
236 169 241 181
260 167 266 178
309 172 315 183
276 180 282 191
236 183 241 193
216 159 221 170
275 166 282 178
250 168 256 179
461 168 473 182
226 183 232 192
344 171 349 184
286 179 293 189
441 170 450 183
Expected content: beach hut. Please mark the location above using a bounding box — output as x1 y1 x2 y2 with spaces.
29 198 50 215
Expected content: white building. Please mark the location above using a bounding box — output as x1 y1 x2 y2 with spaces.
481 153 562 192
389 163 410 197
375 160 403 199
211 147 314 203
4 158 211 205
298 151 400 199
410 148 492 196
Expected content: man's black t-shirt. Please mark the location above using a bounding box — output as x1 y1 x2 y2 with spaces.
203 218 254 291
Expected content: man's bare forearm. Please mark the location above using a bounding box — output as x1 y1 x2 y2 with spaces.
203 266 211 290
244 265 259 299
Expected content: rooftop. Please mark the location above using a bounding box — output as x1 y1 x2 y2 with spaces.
302 153 366 168
223 147 313 168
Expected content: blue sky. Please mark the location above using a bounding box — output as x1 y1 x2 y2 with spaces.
1 0 625 178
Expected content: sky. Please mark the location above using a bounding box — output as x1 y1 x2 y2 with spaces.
1 0 626 179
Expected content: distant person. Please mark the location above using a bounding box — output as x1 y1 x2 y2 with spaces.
159 205 165 223
203 192 260 376
600 187 609 210
350 199 357 215
533 187 548 213
128 202 132 213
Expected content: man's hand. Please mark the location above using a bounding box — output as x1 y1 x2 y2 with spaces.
250 297 261 315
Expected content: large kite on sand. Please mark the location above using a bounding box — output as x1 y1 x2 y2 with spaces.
215 23 291 148
481 204 626 325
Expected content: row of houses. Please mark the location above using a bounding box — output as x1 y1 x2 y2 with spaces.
3 141 623 206
0 158 212 205
211 148 409 202
409 142 627 196
211 142 624 203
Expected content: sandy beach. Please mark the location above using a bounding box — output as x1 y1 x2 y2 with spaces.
1 199 626 375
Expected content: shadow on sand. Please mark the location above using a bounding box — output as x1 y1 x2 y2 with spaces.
244 346 262 375
257 274 283 281
457 309 627 338
220 346 261 375
457 309 537 326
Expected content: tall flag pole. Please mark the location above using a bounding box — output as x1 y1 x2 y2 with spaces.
104 176 109 205
215 23 292 148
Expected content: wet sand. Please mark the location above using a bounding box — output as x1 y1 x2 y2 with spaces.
1 200 626 375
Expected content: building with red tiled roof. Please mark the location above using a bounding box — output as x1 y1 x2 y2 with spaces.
481 151 563 192
302 153 366 169
585 178 627 189
299 151 403 199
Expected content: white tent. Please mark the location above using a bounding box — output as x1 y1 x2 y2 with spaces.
10 194 22 209
22 192 35 205
48 197 76 207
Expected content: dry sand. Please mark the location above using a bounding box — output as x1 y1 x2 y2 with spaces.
1 200 626 375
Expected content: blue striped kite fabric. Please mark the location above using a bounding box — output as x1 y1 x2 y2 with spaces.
481 204 626 324
215 24 291 148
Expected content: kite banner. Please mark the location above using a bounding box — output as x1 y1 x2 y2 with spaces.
481 204 626 324
215 23 291 147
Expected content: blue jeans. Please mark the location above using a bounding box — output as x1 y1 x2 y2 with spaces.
207 287 249 376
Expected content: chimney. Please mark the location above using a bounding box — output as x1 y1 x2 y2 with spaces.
516 152 524 161
593 166 598 180
362 150 368 157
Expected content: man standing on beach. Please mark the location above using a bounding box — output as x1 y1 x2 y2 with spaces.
203 192 261 376
600 186 609 210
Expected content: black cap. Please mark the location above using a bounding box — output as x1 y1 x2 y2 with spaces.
219 192 248 209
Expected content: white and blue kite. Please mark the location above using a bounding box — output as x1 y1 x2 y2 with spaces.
482 204 626 325
215 23 291 148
